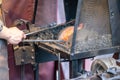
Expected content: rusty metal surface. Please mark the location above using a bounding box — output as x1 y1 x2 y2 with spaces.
14 0 120 65
74 0 112 53
31 0 120 59
12 1 120 80
14 45 35 65
80 0 110 35
34 20 75 57
14 20 74 65
37 42 70 59
75 34 112 53
36 20 75 40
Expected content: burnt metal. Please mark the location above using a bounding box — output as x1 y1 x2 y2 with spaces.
69 0 118 78
13 0 120 79
14 45 35 65
73 0 112 54
35 43 70 61
34 44 58 63
25 20 74 37
27 0 120 60
68 2 120 79
35 20 74 40
15 0 120 63
14 20 74 65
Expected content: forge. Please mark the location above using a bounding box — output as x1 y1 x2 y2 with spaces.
13 0 120 79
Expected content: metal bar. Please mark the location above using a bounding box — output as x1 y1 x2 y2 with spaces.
25 20 75 36
22 39 64 43
70 0 83 78
71 0 83 55
58 53 61 80
108 0 120 46
71 46 120 60
34 63 39 80
70 60 79 78
21 64 25 80
21 45 25 80
25 29 47 36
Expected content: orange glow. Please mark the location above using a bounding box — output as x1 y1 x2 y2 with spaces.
59 23 83 41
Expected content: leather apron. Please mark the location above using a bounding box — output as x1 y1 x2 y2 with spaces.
2 0 35 80
1 0 63 80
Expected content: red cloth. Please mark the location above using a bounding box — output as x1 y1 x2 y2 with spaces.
7 45 34 80
2 0 35 26
2 0 64 80
2 0 35 80
35 0 59 80
35 0 57 26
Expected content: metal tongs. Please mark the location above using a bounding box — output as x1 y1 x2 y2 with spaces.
22 39 64 43
22 29 64 43
15 19 70 43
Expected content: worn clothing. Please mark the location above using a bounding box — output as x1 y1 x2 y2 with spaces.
0 40 9 80
1 0 63 80
2 0 35 80
2 0 35 26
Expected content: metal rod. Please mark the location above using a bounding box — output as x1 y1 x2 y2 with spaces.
71 0 83 55
21 64 25 80
25 29 45 36
58 53 61 80
25 20 75 36
22 39 64 43
35 63 39 80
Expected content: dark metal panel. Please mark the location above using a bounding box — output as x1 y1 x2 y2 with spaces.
71 46 120 60
14 46 35 65
108 0 120 46
73 0 112 54
34 44 58 63
64 0 78 21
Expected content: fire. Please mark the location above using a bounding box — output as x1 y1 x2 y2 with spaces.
58 23 83 41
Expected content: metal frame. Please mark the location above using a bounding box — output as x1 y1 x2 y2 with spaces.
69 0 120 78
108 0 120 46
34 0 120 78
14 0 120 79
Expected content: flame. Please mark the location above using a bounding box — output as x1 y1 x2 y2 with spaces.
59 23 83 41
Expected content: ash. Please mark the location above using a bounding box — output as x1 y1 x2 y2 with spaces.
75 34 112 53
